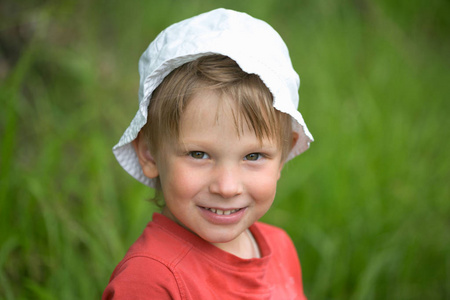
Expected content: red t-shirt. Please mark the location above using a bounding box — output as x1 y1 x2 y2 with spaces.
103 213 307 299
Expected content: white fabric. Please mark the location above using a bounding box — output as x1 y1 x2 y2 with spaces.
113 8 314 187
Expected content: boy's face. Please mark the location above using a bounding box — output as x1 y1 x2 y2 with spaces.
152 90 284 247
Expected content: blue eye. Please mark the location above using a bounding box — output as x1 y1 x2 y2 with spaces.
189 151 208 159
244 153 261 161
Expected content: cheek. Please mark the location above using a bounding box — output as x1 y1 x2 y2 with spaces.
248 169 280 203
162 165 202 199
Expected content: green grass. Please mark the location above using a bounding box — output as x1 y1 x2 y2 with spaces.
1 0 449 299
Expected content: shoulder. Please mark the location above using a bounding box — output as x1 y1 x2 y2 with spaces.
119 214 195 270
254 222 306 299
103 217 193 299
103 255 183 300
254 221 293 244
253 221 298 258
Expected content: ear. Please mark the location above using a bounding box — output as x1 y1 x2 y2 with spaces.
277 131 300 179
291 131 299 151
132 133 159 179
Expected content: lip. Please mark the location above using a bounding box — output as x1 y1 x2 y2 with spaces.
198 206 247 225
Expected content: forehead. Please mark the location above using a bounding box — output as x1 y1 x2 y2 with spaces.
176 90 281 154
181 89 251 135
181 88 279 140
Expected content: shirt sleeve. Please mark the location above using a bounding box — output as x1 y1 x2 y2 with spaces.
102 256 183 300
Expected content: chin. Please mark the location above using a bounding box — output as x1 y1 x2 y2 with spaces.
199 227 244 244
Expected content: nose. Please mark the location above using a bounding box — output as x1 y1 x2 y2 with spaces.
209 164 243 198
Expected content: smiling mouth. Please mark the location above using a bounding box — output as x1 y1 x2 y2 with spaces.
201 207 244 215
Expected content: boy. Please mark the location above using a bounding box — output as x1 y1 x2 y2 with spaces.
104 8 313 299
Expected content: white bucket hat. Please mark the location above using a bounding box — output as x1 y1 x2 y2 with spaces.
113 8 314 187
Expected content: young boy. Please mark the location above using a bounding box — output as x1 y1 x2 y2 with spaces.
103 8 313 299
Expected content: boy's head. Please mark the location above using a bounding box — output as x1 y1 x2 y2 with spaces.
113 8 313 188
141 54 294 165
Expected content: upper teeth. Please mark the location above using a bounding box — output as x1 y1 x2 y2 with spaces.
207 208 239 215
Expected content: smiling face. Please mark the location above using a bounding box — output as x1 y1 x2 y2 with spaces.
133 55 297 256
152 89 284 248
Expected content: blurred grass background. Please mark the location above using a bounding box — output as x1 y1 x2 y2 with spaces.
1 0 449 299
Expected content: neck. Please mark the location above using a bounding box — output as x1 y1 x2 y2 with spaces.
213 229 260 259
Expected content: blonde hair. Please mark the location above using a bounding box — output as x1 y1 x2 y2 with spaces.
142 55 292 191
